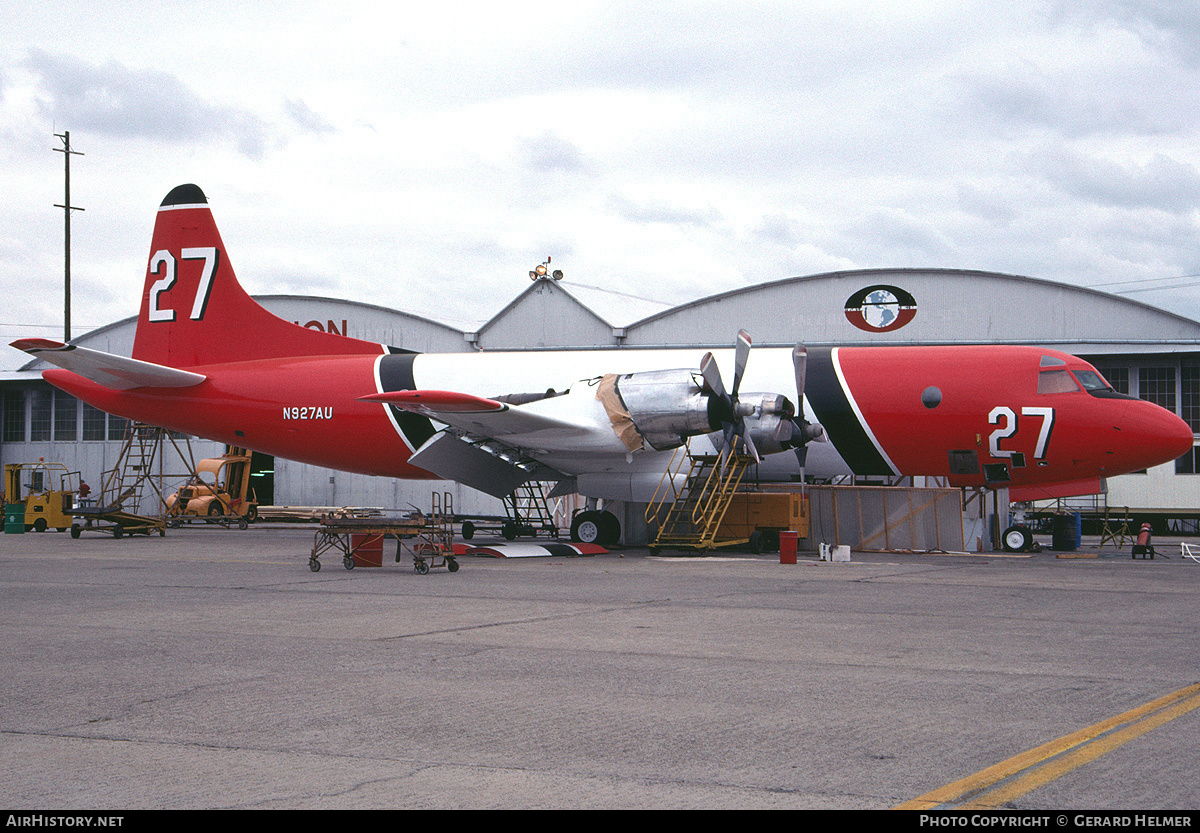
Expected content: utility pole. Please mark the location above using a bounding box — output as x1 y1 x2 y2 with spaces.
53 131 84 343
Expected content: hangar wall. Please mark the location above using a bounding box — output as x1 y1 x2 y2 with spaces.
4 269 1200 528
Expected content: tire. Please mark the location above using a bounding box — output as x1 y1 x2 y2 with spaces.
34 518 47 533
598 511 621 546
462 521 475 540
70 524 81 539
571 511 603 544
502 521 519 541
1002 525 1033 552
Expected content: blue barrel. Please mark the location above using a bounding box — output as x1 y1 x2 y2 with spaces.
1052 513 1081 551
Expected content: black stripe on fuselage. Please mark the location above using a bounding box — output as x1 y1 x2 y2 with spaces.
377 351 436 450
805 347 895 476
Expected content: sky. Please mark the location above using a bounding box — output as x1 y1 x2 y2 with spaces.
4 0 1200 369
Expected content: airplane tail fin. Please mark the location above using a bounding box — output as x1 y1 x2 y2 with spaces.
132 184 382 367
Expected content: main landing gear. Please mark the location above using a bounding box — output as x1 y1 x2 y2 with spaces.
570 509 620 545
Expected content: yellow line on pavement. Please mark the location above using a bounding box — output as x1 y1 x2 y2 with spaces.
894 682 1200 810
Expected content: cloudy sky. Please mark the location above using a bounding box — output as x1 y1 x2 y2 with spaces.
4 0 1200 369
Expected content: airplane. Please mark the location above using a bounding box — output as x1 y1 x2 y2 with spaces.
10 184 1196 545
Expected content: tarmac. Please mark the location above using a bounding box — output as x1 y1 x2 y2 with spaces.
1 523 1199 810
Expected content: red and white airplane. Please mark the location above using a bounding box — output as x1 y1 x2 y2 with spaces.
11 184 1195 543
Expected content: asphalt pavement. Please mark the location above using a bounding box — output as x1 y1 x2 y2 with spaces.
1 524 1198 810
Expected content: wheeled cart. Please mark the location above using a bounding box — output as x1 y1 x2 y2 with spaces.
309 494 459 575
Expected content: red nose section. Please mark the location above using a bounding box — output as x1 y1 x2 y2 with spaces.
1115 399 1195 474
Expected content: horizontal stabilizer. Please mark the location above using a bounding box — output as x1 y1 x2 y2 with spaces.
10 339 206 390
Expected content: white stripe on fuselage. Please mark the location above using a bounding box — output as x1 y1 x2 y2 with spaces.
831 347 900 476
398 346 853 480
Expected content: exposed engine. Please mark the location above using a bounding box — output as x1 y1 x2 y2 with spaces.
594 333 827 465
602 368 821 457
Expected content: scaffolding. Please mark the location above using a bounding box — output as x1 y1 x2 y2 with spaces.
72 423 197 538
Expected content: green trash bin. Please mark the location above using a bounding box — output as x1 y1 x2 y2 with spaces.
4 503 26 534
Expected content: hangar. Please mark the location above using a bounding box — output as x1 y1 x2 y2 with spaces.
4 266 1200 543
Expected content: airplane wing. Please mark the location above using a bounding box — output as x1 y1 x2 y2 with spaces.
10 339 206 390
357 389 616 450
358 387 631 498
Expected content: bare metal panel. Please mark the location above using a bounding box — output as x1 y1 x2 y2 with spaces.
806 485 965 553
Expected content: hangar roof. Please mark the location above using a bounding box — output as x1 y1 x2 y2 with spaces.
14 268 1200 375
618 268 1200 353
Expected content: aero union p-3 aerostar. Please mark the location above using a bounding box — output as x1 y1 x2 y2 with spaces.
11 185 1194 544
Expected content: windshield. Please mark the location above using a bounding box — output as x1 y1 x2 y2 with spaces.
1037 368 1081 394
1072 369 1111 392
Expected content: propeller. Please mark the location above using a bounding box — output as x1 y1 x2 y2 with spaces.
779 344 826 468
700 329 761 463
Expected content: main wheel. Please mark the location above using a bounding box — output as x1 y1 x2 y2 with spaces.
1002 525 1033 552
597 511 620 545
571 511 603 544
462 521 475 540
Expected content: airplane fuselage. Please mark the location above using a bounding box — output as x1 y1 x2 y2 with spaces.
43 342 1193 503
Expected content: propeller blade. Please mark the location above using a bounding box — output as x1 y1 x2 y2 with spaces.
792 344 807 422
740 425 761 463
731 330 751 399
699 351 726 398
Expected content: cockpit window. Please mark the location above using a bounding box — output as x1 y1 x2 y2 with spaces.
1037 368 1082 394
1072 370 1111 392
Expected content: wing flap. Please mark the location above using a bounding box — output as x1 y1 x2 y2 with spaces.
359 389 596 442
11 339 206 390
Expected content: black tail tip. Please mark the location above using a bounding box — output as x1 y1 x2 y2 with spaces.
161 184 208 207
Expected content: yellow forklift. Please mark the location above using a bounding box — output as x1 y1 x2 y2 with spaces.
164 448 259 529
4 462 80 533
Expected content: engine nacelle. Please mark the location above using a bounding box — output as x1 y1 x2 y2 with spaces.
733 393 794 455
608 369 718 452
599 373 821 457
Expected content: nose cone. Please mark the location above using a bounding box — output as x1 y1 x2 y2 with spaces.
1115 399 1194 473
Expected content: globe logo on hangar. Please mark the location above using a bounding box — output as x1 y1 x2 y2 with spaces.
844 285 917 332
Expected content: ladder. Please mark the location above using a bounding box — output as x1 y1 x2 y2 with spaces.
504 480 559 539
646 439 756 553
78 423 196 538
101 423 166 513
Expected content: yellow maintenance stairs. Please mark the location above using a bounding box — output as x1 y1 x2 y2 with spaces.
646 438 811 555
646 439 755 555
